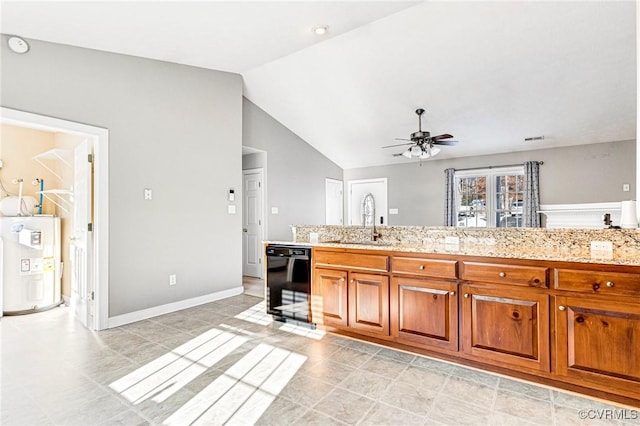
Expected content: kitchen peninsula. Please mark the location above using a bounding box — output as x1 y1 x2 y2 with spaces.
273 225 640 407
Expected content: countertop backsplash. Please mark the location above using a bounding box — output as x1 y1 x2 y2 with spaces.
287 225 640 266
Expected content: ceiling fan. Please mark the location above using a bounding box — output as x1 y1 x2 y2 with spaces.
383 108 457 159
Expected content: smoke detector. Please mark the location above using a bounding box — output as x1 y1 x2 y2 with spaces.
7 36 29 54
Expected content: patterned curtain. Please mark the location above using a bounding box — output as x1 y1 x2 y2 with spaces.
523 161 541 228
444 168 456 226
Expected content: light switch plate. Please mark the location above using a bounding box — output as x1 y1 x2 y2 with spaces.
144 188 152 200
271 207 279 214
389 208 399 215
623 183 630 192
228 205 236 214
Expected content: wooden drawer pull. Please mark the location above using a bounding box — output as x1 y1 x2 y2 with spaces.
606 281 615 288
499 272 506 278
558 305 566 311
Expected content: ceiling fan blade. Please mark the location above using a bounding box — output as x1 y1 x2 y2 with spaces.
432 140 458 146
392 153 405 157
431 133 454 141
382 142 413 149
394 138 412 141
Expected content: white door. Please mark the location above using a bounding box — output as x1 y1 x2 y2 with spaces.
243 169 264 278
325 178 343 225
348 178 388 226
70 140 94 329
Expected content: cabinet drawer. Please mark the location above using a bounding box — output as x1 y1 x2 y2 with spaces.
391 257 457 279
462 262 548 288
555 269 640 296
314 250 388 272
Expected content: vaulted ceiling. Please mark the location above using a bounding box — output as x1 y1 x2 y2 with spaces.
2 1 636 169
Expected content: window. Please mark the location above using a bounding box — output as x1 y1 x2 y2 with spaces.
455 166 525 228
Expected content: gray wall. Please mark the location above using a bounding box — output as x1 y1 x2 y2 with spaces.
1 37 243 316
345 140 636 226
242 151 266 170
243 98 343 240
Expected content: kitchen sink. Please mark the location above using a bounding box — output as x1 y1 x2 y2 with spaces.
323 240 392 247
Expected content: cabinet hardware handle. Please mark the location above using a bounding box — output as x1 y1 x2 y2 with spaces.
499 272 506 278
350 279 355 284
558 305 566 311
419 265 425 270
449 291 456 296
339 278 345 282
606 281 614 288
464 293 470 298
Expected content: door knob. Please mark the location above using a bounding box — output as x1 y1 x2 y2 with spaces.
243 228 248 232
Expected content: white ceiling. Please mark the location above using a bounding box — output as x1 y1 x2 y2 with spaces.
1 1 636 169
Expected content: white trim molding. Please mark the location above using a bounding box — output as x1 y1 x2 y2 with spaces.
539 202 622 229
107 286 244 328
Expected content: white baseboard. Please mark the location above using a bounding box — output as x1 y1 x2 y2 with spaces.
107 286 244 329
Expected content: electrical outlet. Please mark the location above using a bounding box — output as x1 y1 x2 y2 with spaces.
169 274 177 286
623 183 630 192
590 241 613 260
144 188 153 200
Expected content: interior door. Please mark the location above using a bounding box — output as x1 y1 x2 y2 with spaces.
325 178 343 225
70 140 93 329
348 178 388 226
243 169 264 278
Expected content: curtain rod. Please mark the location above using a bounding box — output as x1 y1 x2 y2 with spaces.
453 161 543 172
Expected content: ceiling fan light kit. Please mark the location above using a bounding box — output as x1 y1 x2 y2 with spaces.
384 108 458 162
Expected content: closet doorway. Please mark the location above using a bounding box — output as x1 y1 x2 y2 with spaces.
0 108 109 330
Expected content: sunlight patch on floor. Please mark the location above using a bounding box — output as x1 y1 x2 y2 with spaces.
110 328 248 404
278 322 325 340
163 343 307 425
234 301 273 326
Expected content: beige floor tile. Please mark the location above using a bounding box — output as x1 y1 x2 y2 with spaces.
381 381 438 416
359 401 426 425
314 387 376 424
337 369 393 400
428 394 491 425
493 390 554 425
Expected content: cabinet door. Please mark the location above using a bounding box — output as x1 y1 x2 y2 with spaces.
312 268 348 327
462 284 550 372
391 277 458 352
348 272 390 336
556 296 640 398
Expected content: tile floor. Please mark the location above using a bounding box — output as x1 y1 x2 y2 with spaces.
1 289 637 426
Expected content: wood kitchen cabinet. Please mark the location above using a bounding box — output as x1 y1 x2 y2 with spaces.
312 268 348 327
391 276 458 352
461 284 550 373
312 250 390 337
309 246 640 405
555 268 640 399
390 256 459 352
348 272 390 336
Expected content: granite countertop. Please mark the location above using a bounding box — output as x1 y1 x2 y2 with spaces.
267 226 640 266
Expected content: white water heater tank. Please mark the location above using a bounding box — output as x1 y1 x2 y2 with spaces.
0 196 37 216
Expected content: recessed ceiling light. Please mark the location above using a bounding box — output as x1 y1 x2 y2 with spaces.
312 25 329 36
7 36 30 54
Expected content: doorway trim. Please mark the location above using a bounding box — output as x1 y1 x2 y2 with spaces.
1 107 109 330
242 167 265 279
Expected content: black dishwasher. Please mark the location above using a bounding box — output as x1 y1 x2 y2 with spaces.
265 244 313 326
